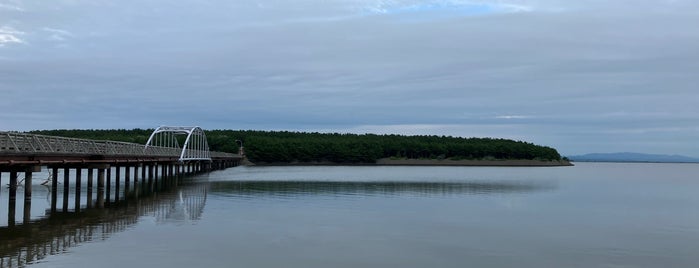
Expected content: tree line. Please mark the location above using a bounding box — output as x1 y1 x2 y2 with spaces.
28 129 563 163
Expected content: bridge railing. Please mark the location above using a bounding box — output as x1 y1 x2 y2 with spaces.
0 132 230 159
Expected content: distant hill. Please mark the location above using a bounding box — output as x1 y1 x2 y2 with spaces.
568 152 699 163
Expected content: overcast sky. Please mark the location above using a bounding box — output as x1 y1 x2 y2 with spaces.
1 0 698 157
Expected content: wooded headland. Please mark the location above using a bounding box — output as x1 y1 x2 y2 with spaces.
28 129 569 166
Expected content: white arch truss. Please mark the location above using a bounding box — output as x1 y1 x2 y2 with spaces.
145 126 211 161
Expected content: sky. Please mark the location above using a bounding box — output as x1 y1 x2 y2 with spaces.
1 0 698 157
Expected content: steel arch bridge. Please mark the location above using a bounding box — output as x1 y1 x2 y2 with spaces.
144 126 212 162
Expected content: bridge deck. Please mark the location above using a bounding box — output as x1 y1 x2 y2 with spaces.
1 132 240 166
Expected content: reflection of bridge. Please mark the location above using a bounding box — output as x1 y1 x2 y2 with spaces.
0 180 210 267
0 126 241 228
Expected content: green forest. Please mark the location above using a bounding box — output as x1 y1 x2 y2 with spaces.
28 129 564 164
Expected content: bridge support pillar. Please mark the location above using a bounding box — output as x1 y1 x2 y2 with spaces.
87 168 94 209
147 164 154 192
51 167 58 213
0 165 39 226
159 164 166 189
75 168 81 213
106 168 111 205
63 168 69 212
166 164 173 188
24 170 33 223
133 165 139 188
141 165 146 186
97 168 106 209
173 164 179 186
125 166 131 195
8 171 17 227
155 164 161 190
115 166 121 203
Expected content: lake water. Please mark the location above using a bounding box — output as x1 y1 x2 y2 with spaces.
1 162 698 267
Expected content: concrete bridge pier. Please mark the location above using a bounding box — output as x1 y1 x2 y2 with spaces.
97 167 106 209
8 171 17 227
134 164 140 188
147 164 154 192
51 167 58 213
75 168 82 213
1 165 40 226
115 166 121 203
153 164 160 190
160 164 168 185
155 163 161 191
136 166 144 196
106 168 112 206
24 169 32 223
63 168 70 212
87 168 94 209
124 166 131 195
141 164 147 187
166 163 172 187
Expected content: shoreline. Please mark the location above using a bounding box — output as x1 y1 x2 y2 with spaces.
248 158 573 167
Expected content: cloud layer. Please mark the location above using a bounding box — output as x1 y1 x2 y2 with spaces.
1 0 698 156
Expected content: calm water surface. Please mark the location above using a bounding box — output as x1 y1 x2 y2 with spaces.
2 162 698 267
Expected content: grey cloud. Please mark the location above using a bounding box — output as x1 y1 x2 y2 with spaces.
1 0 698 156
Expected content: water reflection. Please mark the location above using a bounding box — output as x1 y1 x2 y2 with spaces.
210 180 554 198
0 181 209 267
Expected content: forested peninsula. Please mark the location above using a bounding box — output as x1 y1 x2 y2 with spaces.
28 129 571 166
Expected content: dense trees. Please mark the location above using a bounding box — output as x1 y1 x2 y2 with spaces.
28 129 563 163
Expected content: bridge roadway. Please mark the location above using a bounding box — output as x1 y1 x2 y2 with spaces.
0 129 242 228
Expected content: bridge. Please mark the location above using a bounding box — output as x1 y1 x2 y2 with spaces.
0 126 242 227
0 126 239 164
